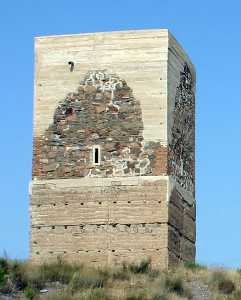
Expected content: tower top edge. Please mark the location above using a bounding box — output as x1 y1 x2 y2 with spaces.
34 28 170 40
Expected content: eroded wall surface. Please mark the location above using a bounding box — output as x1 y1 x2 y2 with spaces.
167 34 196 265
30 29 196 268
31 177 168 268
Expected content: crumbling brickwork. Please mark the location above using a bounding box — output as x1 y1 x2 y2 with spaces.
30 29 195 269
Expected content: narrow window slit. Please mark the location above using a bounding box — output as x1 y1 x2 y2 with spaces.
93 146 101 165
68 61 74 72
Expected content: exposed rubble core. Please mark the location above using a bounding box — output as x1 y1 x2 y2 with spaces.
33 70 167 179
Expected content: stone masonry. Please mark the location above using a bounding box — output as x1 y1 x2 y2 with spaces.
30 29 196 269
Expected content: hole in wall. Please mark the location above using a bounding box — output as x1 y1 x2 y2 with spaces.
93 146 101 165
128 201 131 204
52 226 55 229
98 202 102 205
64 225 68 229
68 61 74 72
81 203 84 206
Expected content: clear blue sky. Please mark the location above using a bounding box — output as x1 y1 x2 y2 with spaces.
0 0 241 268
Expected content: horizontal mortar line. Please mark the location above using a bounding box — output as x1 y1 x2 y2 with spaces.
32 247 168 254
167 222 195 245
31 221 168 228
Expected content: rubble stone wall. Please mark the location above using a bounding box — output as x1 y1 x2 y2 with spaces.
167 34 196 265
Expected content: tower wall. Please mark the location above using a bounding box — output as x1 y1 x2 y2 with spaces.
167 34 196 264
30 29 195 268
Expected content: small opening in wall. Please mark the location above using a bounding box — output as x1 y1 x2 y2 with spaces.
81 202 84 206
68 61 74 72
65 202 69 206
52 226 55 229
98 202 102 205
112 249 116 252
113 201 117 204
128 201 131 204
64 225 68 229
37 204 41 207
158 201 161 204
52 203 56 207
93 146 100 165
36 251 39 255
37 226 41 230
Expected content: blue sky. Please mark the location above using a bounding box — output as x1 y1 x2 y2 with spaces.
0 0 241 268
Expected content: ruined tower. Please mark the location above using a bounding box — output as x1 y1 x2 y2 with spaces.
30 29 195 268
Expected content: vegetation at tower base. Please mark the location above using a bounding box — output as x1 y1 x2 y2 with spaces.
1 258 241 300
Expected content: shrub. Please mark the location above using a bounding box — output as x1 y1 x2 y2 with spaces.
218 278 235 294
24 286 38 300
129 258 151 274
0 258 8 288
184 261 206 271
125 290 147 300
68 272 104 293
9 260 28 290
210 271 235 295
79 289 109 300
39 258 82 284
112 269 130 281
45 289 109 300
165 275 192 298
0 259 28 294
151 294 169 300
165 276 184 295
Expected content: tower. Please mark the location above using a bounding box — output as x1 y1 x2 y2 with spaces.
30 29 195 268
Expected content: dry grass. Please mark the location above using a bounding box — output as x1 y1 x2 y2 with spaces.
1 258 241 300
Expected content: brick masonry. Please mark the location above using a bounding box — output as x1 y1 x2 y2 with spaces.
30 29 195 269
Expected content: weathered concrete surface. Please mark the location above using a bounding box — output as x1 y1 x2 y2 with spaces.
30 29 195 269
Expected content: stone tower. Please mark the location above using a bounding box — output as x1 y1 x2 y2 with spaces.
30 29 195 269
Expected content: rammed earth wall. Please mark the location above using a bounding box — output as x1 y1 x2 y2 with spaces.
30 29 195 268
